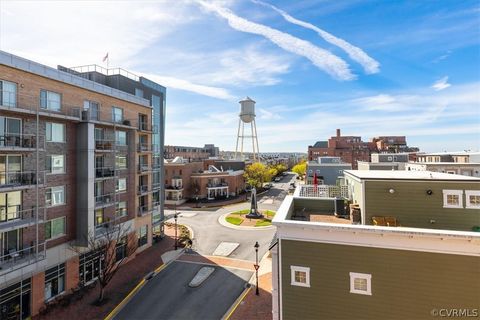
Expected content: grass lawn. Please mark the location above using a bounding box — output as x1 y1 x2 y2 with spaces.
255 219 272 227
226 216 243 225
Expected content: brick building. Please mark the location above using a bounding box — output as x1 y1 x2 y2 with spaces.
0 50 165 318
308 129 417 169
164 158 245 206
164 144 219 161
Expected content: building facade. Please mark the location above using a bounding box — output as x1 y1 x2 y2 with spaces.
406 162 480 177
0 50 164 318
271 179 480 320
164 144 219 161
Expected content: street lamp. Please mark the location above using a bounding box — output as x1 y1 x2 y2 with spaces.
174 205 178 250
254 241 260 295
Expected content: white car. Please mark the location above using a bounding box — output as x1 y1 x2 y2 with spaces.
274 177 281 182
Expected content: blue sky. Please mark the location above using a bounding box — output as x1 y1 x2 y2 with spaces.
1 0 479 152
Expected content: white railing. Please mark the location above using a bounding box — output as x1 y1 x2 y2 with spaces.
299 184 350 199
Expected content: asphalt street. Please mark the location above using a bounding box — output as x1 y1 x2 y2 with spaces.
114 261 252 320
114 172 297 320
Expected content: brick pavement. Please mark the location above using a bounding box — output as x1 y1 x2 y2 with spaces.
230 272 273 320
35 226 178 320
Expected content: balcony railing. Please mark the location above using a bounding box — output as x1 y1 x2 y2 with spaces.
298 185 350 199
0 134 45 150
207 182 228 188
95 193 118 207
152 182 162 190
138 205 151 217
0 171 45 189
137 184 151 195
165 185 183 190
0 242 47 273
138 164 151 173
95 139 115 151
95 167 115 178
137 143 158 152
0 207 46 229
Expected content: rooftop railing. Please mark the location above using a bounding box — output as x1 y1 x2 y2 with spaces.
299 185 350 199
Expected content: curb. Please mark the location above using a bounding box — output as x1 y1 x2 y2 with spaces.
218 213 275 231
104 249 184 320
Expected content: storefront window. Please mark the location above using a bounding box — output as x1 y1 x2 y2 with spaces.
44 263 65 301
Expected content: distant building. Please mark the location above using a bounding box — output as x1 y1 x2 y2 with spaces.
308 129 418 169
416 151 480 163
406 162 480 177
306 157 351 185
358 152 411 171
164 158 245 205
164 144 219 161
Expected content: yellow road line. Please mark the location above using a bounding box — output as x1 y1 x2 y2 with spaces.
155 263 166 273
224 287 251 320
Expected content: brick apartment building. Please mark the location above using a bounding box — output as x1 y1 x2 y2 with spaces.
164 158 245 206
308 129 417 169
164 144 219 161
0 50 165 318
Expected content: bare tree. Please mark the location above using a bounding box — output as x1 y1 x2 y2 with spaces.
70 224 136 304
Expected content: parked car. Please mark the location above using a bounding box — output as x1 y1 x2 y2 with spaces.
264 183 273 189
274 177 281 182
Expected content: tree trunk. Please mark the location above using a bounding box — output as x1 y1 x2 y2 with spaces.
98 285 104 303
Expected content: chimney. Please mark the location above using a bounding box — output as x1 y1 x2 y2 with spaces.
336 128 341 137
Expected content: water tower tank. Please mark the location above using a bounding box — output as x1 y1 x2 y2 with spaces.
239 97 256 123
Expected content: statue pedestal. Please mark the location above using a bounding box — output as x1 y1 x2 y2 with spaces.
246 210 264 219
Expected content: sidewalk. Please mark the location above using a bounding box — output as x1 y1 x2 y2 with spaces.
35 225 179 320
229 256 273 320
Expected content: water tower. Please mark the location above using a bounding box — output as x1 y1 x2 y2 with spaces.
235 97 260 161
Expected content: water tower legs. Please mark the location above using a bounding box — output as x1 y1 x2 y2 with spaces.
234 118 259 161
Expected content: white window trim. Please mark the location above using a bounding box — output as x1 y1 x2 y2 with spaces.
290 265 310 287
349 272 372 295
116 178 127 193
47 154 66 175
442 189 463 208
465 190 480 209
46 186 66 207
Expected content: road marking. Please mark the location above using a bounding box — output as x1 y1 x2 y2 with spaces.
212 242 239 256
223 287 251 320
175 259 254 272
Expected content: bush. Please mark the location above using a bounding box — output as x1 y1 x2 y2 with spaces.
255 219 272 227
230 209 250 215
264 210 276 218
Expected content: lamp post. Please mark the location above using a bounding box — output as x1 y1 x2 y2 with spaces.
174 204 178 250
254 241 260 295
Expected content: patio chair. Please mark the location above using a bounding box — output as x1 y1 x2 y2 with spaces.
371 216 387 226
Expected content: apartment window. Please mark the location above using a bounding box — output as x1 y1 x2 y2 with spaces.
290 266 310 287
83 100 99 120
94 209 104 227
442 190 463 208
349 272 372 295
135 88 144 98
46 155 65 174
116 201 127 218
0 191 21 222
115 130 127 145
40 90 61 111
116 155 127 169
0 80 17 107
465 190 480 209
44 263 65 301
46 186 65 207
116 178 127 192
137 225 148 247
112 106 123 123
45 216 66 240
46 122 65 142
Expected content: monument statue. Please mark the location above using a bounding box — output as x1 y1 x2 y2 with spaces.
246 187 264 219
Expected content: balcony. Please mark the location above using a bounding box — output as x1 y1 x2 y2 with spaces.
152 182 162 190
0 171 45 190
0 242 47 275
95 139 115 151
137 143 157 153
165 185 183 190
137 184 151 195
137 164 151 173
138 205 152 217
0 207 46 232
95 167 116 179
95 193 117 208
0 134 45 151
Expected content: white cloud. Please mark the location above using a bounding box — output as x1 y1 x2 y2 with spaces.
143 73 234 100
253 0 380 74
194 0 355 81
431 76 451 91
258 108 282 120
